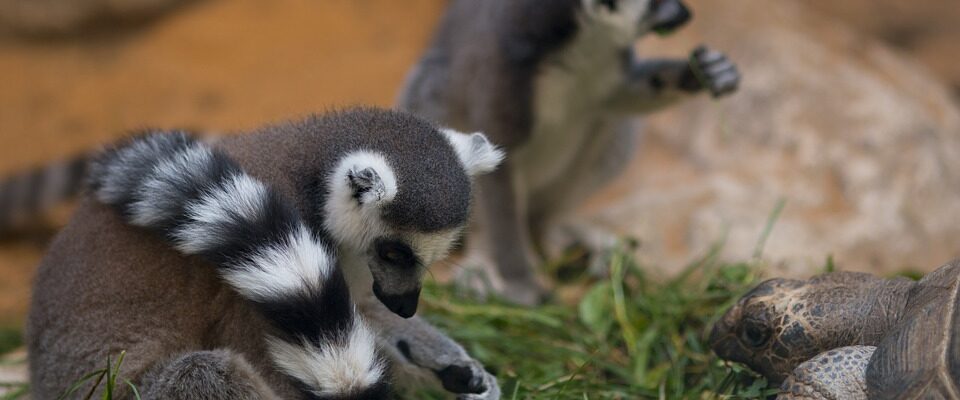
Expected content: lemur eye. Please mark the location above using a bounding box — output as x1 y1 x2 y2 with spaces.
740 322 771 348
375 240 417 269
598 0 618 11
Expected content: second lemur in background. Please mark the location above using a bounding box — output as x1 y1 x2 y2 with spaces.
399 0 740 304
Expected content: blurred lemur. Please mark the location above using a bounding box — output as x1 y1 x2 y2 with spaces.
399 0 740 304
1 2 739 309
28 109 503 399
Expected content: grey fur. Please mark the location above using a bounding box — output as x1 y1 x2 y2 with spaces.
139 350 281 400
28 108 500 399
398 0 740 304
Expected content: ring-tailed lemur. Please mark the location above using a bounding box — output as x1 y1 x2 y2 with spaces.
87 132 389 399
27 108 503 399
398 0 740 304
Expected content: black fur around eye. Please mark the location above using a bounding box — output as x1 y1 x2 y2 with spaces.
375 240 417 269
598 0 618 11
740 322 771 348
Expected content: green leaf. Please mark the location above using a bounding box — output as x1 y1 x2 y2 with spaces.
578 282 613 337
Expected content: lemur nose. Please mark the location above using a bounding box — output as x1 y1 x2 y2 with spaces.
373 282 421 318
390 294 419 318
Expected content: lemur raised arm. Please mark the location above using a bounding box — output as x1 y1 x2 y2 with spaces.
399 0 740 304
27 109 502 400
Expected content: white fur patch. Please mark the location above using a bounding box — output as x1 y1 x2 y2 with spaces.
323 151 398 250
173 173 269 254
407 228 462 267
267 318 385 395
129 144 214 227
224 225 334 302
441 129 505 176
580 0 651 45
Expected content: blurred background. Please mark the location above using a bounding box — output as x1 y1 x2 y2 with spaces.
0 0 959 340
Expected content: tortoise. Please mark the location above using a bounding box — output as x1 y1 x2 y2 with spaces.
708 260 960 399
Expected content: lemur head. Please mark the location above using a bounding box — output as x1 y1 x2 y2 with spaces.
580 0 691 43
315 112 504 318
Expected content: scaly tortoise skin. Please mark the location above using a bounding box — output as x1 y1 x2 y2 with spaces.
709 260 960 399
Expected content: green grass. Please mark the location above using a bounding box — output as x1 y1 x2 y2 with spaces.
0 328 21 357
0 327 27 400
54 350 140 400
412 242 776 399
1 246 777 400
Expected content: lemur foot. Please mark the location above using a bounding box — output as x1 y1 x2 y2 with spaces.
689 45 740 98
542 220 627 278
454 257 548 306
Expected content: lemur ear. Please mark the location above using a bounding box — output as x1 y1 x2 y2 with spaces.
348 167 388 206
442 129 506 177
333 151 398 207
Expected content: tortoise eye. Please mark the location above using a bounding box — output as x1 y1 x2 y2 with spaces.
740 323 771 348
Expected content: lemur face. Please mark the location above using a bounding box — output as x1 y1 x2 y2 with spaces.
582 0 691 42
323 130 504 318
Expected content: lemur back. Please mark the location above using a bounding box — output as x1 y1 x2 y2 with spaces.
28 109 504 399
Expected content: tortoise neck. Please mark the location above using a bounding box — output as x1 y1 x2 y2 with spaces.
840 277 915 346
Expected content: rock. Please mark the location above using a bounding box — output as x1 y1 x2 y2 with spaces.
581 0 960 277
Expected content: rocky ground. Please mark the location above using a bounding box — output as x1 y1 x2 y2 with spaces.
0 0 958 342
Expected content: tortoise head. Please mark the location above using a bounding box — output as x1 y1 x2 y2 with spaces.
708 278 814 383
709 272 914 383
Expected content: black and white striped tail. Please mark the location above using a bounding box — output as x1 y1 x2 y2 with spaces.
88 132 390 400
0 154 88 234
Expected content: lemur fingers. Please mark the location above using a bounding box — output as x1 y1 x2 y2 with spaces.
397 338 497 398
88 132 390 399
368 305 500 398
454 369 500 400
691 45 741 98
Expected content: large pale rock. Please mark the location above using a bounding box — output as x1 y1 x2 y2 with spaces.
583 0 960 276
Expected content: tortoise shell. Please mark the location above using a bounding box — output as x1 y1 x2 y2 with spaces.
865 261 960 398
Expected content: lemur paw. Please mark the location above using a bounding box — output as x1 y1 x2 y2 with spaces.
394 338 501 399
453 366 500 400
689 45 740 98
437 360 501 400
454 258 548 306
542 220 630 278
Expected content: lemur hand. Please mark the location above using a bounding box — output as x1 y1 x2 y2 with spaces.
394 332 500 399
363 297 501 399
688 45 740 98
